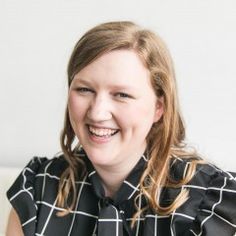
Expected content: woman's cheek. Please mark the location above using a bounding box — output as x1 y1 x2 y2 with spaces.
68 92 79 109
68 100 80 128
68 93 83 115
117 107 138 127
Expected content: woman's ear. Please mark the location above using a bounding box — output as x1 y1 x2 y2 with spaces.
153 96 164 123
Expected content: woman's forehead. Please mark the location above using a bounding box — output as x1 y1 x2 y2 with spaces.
72 50 152 87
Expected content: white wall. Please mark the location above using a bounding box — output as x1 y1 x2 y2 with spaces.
0 0 236 170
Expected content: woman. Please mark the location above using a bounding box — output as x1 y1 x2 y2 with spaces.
6 21 236 236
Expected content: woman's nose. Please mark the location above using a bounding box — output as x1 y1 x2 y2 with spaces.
86 96 112 122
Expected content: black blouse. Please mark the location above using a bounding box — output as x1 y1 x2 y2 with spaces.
7 149 236 235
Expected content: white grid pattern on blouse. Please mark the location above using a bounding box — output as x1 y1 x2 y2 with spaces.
8 156 236 235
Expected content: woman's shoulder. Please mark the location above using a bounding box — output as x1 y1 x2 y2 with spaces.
10 153 67 183
6 153 67 199
171 155 235 183
170 156 236 235
33 153 68 177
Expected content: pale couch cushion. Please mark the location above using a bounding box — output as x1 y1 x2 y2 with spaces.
0 166 22 235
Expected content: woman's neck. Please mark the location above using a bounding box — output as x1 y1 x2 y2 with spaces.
93 151 144 198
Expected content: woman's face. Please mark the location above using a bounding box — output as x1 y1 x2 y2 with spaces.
68 49 163 169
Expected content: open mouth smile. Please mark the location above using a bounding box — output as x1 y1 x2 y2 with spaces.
87 125 120 138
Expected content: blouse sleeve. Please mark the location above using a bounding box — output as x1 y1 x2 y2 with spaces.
6 156 48 235
191 169 236 235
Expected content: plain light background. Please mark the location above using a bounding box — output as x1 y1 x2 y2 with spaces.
0 0 236 170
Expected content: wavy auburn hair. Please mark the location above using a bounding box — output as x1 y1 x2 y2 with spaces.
57 21 202 221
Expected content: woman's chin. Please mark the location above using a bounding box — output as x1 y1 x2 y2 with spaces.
83 148 115 167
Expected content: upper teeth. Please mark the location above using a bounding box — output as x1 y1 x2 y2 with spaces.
88 126 118 136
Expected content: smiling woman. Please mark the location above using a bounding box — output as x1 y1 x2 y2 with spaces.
6 21 236 236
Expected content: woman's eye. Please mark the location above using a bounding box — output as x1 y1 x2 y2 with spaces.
75 87 93 93
116 92 131 98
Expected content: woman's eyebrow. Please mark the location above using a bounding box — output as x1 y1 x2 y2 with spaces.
110 84 134 91
73 77 92 86
74 77 135 90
